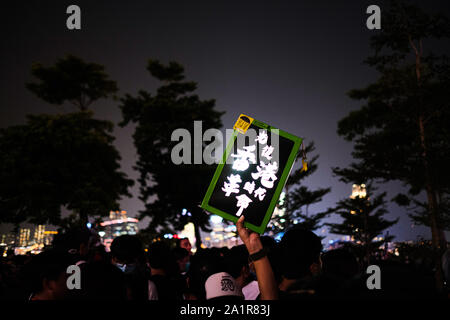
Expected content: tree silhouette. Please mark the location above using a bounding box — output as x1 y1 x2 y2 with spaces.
27 55 118 111
119 60 224 248
327 183 398 264
268 141 331 235
334 0 450 290
0 56 132 228
0 112 133 227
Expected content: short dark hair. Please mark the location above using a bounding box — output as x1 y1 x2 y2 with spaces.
186 248 225 299
172 247 189 261
23 249 73 294
147 241 173 270
225 245 249 279
52 228 91 253
110 235 143 264
279 226 322 279
321 248 359 279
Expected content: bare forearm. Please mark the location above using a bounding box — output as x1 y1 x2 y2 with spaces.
236 216 278 300
253 256 278 300
246 241 278 300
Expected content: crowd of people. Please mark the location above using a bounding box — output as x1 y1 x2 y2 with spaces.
0 216 446 300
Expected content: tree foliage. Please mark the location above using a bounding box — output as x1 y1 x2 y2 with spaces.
268 142 331 234
327 183 398 261
0 111 133 226
26 55 118 111
335 1 450 233
335 0 449 290
1 56 132 228
119 60 224 246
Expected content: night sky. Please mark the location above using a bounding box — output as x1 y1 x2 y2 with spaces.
2 0 450 242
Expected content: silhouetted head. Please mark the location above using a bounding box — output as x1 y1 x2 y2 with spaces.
225 245 253 289
177 238 192 254
23 249 73 300
321 248 359 280
173 247 190 273
225 245 249 280
279 226 323 279
52 228 91 260
82 261 127 300
186 248 225 299
147 241 174 271
110 235 143 265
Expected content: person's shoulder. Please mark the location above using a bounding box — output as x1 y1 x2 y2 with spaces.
242 280 260 300
148 279 159 300
150 274 168 286
279 289 319 300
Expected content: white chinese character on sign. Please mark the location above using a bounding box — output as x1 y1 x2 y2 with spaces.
243 181 256 195
251 161 278 189
255 130 268 145
254 187 267 201
235 194 252 217
231 145 256 171
222 174 242 196
261 145 274 161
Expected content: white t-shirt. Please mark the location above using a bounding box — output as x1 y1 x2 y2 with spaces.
242 280 260 300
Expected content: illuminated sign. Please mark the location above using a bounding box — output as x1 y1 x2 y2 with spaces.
201 115 302 234
44 231 58 235
100 217 139 227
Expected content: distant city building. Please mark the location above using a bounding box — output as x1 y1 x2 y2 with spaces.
109 210 128 221
19 228 31 247
1 226 58 256
6 233 15 246
100 210 139 250
350 184 367 199
34 225 46 245
349 184 367 215
44 230 58 246
0 235 7 256
0 233 16 257
1 233 16 246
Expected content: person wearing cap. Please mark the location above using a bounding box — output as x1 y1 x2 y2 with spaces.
205 272 244 300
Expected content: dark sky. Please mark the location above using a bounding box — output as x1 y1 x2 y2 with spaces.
2 0 450 242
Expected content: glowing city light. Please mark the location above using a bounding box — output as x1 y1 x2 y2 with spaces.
210 215 223 224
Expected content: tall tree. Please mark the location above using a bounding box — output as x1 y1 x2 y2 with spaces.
119 60 224 248
268 142 331 234
334 0 450 289
0 112 133 226
0 56 132 227
327 183 398 264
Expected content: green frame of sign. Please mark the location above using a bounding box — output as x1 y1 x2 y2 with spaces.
200 118 303 234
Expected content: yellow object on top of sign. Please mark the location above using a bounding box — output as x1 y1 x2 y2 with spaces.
233 114 254 134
